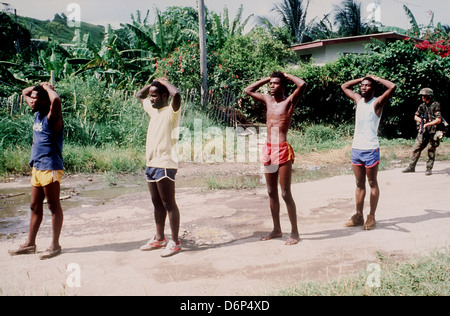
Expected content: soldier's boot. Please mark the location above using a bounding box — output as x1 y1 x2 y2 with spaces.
426 148 436 176
402 165 415 173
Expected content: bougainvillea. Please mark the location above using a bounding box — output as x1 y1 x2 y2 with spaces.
415 39 450 58
414 29 450 58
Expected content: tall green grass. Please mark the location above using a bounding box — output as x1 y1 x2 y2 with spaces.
63 145 145 173
1 76 449 178
0 146 31 175
288 124 354 153
0 144 146 177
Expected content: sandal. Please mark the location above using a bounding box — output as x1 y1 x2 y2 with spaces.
39 247 62 260
8 245 37 256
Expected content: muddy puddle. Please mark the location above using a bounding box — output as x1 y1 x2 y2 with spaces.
0 174 254 239
0 175 147 239
0 189 30 239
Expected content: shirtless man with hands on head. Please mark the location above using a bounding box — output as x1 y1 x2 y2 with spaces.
245 72 307 245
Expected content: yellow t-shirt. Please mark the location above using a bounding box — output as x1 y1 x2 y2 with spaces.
143 99 181 169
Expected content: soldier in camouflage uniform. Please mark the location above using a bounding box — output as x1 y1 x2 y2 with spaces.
402 88 442 176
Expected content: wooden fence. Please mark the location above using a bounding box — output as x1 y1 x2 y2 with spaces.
182 89 239 127
0 93 26 116
207 90 238 127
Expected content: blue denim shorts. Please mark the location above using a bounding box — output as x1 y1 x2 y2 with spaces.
351 148 380 168
145 167 177 182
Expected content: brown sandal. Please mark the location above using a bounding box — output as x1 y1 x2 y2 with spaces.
39 247 62 260
8 245 37 256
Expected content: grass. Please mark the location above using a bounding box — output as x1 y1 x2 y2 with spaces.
276 248 450 296
205 175 260 190
0 144 145 179
290 124 354 154
1 135 449 182
1 111 450 183
63 144 144 174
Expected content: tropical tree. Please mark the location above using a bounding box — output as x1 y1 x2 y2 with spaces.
333 0 378 37
305 14 336 41
402 4 449 39
401 5 450 58
209 5 253 50
160 6 199 44
122 9 170 59
0 12 31 59
257 0 310 44
72 25 135 87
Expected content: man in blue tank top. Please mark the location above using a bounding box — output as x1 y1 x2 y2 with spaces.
9 83 64 260
341 76 396 230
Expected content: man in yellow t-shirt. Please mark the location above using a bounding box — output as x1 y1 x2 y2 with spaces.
136 78 182 257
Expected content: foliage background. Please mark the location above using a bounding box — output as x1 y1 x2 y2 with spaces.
290 39 450 137
1 2 450 176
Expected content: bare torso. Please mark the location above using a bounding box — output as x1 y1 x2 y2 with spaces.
265 96 293 144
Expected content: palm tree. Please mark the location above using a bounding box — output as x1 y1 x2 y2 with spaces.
257 0 310 44
333 0 378 37
305 14 336 41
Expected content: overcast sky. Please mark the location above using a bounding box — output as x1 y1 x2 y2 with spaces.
3 0 450 31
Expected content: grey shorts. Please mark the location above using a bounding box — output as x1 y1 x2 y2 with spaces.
145 167 177 182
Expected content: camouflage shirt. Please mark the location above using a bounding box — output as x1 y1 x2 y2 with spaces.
415 101 441 133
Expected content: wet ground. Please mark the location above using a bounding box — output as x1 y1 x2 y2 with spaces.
0 175 143 239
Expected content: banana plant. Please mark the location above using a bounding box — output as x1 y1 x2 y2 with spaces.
210 5 253 49
73 25 130 85
403 4 421 37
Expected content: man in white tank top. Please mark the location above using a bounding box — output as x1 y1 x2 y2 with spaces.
341 76 397 230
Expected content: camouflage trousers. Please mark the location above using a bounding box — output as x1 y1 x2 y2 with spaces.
407 132 440 170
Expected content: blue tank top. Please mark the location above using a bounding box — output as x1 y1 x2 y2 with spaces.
29 113 64 170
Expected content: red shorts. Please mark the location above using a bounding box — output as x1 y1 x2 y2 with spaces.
261 142 295 166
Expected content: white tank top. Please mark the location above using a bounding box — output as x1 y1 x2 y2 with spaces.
352 97 381 150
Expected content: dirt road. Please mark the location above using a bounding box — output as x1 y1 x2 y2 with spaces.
1 161 449 296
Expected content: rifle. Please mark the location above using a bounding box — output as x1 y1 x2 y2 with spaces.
419 106 430 134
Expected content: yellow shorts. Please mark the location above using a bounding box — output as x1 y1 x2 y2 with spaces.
31 168 63 187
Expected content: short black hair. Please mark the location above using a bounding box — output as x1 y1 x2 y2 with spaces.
270 71 288 88
150 81 169 97
362 77 376 86
362 77 383 97
32 85 50 105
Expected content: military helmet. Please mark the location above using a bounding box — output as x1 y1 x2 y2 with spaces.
419 88 434 96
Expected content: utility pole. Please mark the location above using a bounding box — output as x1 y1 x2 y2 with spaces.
198 0 208 108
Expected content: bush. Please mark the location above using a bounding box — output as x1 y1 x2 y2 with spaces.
289 39 450 138
154 27 297 122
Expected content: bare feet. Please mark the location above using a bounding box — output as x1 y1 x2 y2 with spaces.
285 234 300 245
260 231 300 245
260 230 283 241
